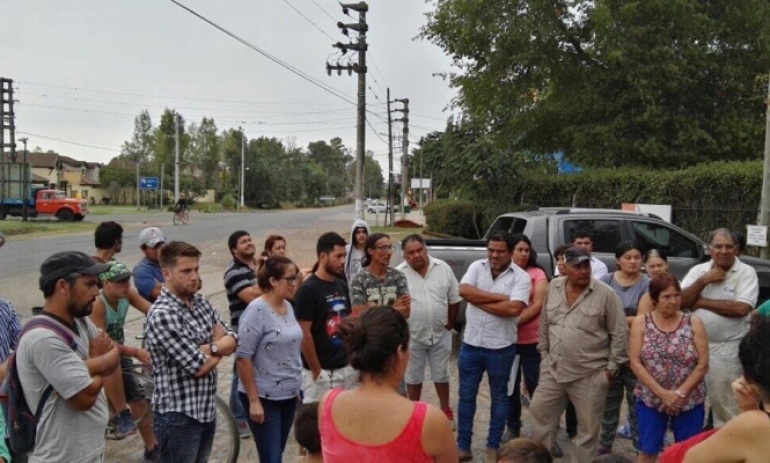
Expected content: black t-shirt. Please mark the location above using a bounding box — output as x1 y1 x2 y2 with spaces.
293 274 352 370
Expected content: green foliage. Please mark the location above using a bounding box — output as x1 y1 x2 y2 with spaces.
423 199 485 238
220 194 237 211
421 0 770 168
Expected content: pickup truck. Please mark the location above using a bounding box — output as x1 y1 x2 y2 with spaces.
391 208 770 325
1 187 88 222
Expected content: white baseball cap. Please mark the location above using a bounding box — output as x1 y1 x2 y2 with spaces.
139 227 167 248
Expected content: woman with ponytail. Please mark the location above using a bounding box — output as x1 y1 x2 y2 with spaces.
236 255 303 463
318 306 457 462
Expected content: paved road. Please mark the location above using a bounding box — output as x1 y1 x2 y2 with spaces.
0 206 356 316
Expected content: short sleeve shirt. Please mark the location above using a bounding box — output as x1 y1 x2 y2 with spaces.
396 257 462 345
516 267 548 345
349 267 410 308
460 259 531 349
681 258 758 343
133 257 164 302
224 258 257 326
16 317 108 463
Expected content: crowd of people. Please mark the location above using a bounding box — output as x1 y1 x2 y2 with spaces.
0 219 768 463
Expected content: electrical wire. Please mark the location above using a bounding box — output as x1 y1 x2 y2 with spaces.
280 0 337 42
308 0 338 23
16 131 121 152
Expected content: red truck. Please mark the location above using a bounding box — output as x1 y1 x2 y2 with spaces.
0 187 88 221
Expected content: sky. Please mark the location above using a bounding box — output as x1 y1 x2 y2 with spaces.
0 0 456 172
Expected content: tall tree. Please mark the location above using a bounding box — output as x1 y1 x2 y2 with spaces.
421 0 770 168
152 109 190 178
120 110 154 163
188 117 221 189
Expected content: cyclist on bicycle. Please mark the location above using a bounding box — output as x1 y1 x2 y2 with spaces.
174 194 188 216
90 261 160 461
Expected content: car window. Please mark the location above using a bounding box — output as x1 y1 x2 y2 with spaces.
630 221 699 258
486 217 527 236
563 220 623 254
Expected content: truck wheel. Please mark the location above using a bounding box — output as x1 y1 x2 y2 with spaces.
74 215 85 222
57 209 75 222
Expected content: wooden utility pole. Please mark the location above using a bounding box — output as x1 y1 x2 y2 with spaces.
395 98 409 219
387 88 394 226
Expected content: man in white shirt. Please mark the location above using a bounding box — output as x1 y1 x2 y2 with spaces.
555 230 609 279
396 234 462 428
456 232 531 463
681 228 758 426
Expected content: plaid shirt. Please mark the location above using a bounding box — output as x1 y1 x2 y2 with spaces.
144 288 237 422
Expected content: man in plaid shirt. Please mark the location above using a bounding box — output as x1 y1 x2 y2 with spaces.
145 241 238 463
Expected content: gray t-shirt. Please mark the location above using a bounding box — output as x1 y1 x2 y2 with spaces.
16 317 108 463
350 267 410 308
346 247 365 285
236 298 303 400
600 273 650 317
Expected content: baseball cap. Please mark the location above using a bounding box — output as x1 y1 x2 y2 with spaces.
564 247 591 266
39 251 111 290
99 260 132 282
139 227 167 248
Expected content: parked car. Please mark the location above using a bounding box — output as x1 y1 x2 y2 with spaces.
0 187 88 222
391 207 770 327
367 201 390 214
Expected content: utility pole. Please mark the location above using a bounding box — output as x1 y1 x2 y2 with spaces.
136 162 140 210
240 130 246 208
174 113 180 204
160 163 165 209
328 2 368 220
19 137 27 221
387 88 394 226
395 98 409 219
760 75 770 259
0 78 16 220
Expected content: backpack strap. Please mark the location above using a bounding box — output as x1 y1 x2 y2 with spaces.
19 316 79 418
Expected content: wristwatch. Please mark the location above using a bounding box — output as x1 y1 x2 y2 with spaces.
210 343 220 356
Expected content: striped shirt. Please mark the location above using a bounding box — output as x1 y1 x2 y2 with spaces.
144 288 238 422
224 259 257 326
0 299 22 362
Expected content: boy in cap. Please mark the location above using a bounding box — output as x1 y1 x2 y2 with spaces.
90 261 159 460
133 227 167 302
16 251 120 463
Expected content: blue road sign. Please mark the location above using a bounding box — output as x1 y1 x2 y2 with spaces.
139 177 160 190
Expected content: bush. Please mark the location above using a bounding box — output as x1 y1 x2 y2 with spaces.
423 200 485 238
220 194 237 211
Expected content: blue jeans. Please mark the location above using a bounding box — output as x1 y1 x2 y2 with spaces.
230 359 246 425
457 342 516 451
636 400 705 455
507 343 541 430
153 412 215 463
239 393 298 463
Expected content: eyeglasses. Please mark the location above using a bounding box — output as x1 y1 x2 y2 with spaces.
280 275 299 285
374 245 393 252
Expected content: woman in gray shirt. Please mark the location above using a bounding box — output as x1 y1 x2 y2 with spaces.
236 255 303 463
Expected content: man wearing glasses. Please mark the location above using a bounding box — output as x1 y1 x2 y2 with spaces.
349 233 410 317
456 231 531 463
681 228 758 427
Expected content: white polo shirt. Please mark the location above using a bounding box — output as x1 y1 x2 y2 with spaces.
682 258 758 343
397 256 463 345
555 255 608 279
460 259 531 349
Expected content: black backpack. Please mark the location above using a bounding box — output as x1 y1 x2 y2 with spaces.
0 317 77 456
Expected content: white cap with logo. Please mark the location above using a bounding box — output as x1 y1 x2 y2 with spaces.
139 227 167 248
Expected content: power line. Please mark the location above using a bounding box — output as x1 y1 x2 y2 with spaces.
367 54 389 93
16 131 121 152
280 0 336 42
308 0 337 23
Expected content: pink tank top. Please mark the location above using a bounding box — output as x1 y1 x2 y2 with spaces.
321 388 432 463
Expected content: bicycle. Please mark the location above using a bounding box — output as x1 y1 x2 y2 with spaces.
104 354 240 463
172 208 190 226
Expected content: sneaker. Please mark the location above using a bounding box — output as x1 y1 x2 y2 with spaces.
114 409 137 439
502 426 521 443
550 442 564 458
237 421 251 439
616 421 632 439
442 408 456 431
143 446 161 463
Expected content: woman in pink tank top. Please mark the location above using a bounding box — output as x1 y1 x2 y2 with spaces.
318 306 457 462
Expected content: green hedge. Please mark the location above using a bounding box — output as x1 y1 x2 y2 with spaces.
427 161 762 240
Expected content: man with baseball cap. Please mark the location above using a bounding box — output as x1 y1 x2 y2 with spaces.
528 247 628 463
133 227 167 302
90 261 159 460
16 251 121 463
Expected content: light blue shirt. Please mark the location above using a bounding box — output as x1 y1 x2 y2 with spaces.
236 298 303 400
460 259 530 349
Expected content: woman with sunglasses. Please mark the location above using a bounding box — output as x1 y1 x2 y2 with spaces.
236 255 303 463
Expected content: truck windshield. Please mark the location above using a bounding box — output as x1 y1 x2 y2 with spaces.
54 192 67 199
486 217 527 237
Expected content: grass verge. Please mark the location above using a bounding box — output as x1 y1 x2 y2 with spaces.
0 220 96 238
370 226 425 241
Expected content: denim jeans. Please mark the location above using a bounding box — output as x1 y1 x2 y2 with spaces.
239 393 298 463
457 342 516 451
153 411 215 463
230 360 246 425
507 343 541 430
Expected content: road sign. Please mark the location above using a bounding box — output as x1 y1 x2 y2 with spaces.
139 177 159 190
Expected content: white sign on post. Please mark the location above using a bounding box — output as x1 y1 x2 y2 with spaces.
746 225 768 248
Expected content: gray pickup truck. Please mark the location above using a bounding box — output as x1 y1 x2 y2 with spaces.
391 208 770 326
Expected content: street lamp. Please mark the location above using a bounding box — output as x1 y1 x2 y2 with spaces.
18 137 29 221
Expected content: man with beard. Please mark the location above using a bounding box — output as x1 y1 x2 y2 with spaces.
144 241 238 463
456 232 531 463
92 221 123 264
16 251 121 463
223 230 262 438
294 232 354 403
